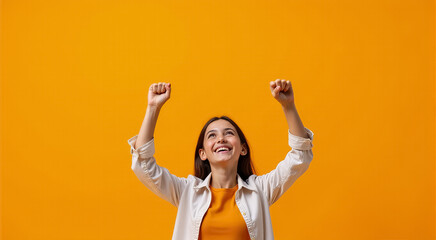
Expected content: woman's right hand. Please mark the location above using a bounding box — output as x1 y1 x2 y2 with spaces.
148 82 171 109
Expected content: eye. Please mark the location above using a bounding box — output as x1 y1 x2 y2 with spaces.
208 133 216 138
226 131 234 135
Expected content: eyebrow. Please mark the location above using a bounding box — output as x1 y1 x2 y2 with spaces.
206 128 236 136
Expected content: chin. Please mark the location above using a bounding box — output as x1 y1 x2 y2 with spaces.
212 157 237 165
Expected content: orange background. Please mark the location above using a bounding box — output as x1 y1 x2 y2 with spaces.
1 0 434 239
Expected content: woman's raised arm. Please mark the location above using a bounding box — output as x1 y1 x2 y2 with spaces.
270 79 309 138
129 82 189 208
135 82 171 149
253 79 314 206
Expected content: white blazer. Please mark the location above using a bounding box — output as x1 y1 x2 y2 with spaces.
128 127 314 240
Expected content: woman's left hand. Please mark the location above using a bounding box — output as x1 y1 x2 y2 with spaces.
270 79 295 108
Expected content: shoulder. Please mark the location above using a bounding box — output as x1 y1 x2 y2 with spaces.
186 174 203 185
247 174 259 183
238 174 261 192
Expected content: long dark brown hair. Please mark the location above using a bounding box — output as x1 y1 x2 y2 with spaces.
194 116 257 181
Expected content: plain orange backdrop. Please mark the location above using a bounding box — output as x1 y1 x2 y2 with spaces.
1 0 434 239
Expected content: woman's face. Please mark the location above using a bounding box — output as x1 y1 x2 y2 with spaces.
199 119 247 168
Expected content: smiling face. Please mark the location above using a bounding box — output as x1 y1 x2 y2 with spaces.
199 119 247 168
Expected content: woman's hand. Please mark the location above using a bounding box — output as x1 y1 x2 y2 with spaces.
270 79 295 108
148 82 171 109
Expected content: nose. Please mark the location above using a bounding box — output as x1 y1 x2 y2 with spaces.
217 134 226 143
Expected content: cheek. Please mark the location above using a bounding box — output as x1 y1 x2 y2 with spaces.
230 137 242 146
203 142 214 153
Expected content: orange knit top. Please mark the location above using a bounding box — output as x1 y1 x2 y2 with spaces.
198 184 251 240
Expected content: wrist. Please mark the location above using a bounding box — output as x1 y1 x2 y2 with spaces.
281 102 296 111
146 104 162 113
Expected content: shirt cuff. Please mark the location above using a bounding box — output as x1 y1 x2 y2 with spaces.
127 135 155 158
288 127 314 150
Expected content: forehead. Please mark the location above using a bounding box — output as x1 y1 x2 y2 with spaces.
205 119 236 132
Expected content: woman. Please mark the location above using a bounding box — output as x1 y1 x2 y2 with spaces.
128 79 314 240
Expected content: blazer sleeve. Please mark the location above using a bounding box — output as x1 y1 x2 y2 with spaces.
253 127 314 206
128 135 188 207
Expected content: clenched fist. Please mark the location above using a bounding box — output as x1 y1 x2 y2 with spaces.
270 79 295 107
148 82 171 109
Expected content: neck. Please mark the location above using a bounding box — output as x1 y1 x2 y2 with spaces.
209 165 238 188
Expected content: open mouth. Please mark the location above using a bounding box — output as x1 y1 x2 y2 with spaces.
215 147 231 153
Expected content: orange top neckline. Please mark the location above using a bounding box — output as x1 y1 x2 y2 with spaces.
210 184 238 192
199 183 250 240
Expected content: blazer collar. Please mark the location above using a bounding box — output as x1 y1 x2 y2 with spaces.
194 172 257 192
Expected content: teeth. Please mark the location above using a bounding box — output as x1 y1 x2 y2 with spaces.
216 147 230 152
